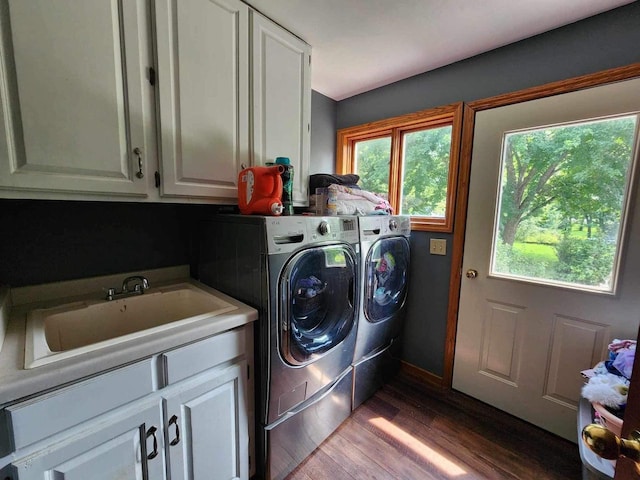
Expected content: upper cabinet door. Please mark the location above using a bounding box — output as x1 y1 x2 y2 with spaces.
0 0 149 197
251 12 311 206
154 0 249 200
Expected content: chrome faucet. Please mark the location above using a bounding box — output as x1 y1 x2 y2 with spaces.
105 275 150 301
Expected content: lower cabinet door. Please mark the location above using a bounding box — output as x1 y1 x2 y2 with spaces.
11 399 165 480
164 362 248 480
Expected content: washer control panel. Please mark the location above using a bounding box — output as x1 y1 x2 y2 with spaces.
317 221 330 236
310 216 358 243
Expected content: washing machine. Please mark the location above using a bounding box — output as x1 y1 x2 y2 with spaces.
198 215 359 480
352 215 411 409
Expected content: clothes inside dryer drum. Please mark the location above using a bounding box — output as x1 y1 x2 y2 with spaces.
282 245 357 365
365 236 410 323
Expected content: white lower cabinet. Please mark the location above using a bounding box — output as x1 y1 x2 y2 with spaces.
11 399 165 480
2 325 252 480
164 363 248 480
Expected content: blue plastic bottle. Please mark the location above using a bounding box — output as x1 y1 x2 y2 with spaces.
275 157 294 215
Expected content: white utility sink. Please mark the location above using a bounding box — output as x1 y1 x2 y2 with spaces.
24 282 238 369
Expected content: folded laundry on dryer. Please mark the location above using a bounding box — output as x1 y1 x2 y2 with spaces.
309 173 360 190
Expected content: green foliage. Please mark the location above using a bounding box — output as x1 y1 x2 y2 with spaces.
355 112 636 291
498 115 637 247
355 137 391 196
512 242 558 263
401 126 452 216
493 114 636 290
514 218 561 245
554 236 615 286
354 126 452 216
495 235 614 288
494 242 554 278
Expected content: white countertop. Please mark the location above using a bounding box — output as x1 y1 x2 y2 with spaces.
0 266 258 406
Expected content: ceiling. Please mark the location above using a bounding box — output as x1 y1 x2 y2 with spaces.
244 0 635 101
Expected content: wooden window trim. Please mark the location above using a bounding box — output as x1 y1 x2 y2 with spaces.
336 102 464 232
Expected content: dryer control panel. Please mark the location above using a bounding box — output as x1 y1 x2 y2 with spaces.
359 215 410 239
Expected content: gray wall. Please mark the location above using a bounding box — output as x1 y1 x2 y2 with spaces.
310 90 337 174
337 3 640 129
333 2 640 376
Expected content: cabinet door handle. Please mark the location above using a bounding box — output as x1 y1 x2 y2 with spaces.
133 147 144 179
146 425 159 460
169 414 180 446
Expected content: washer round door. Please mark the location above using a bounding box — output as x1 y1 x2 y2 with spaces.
364 236 410 323
280 244 357 365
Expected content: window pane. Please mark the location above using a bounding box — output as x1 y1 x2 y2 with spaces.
354 137 391 198
400 125 452 217
491 114 639 293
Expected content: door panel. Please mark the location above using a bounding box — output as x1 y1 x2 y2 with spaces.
479 300 525 384
164 363 248 480
454 77 640 441
251 12 311 205
0 0 148 196
154 0 249 198
546 317 610 405
11 400 164 480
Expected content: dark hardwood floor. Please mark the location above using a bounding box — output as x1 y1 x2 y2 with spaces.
285 372 583 479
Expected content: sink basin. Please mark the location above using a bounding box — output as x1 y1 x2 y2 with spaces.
25 282 238 369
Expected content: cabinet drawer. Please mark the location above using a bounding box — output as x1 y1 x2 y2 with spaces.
162 327 246 385
5 358 155 451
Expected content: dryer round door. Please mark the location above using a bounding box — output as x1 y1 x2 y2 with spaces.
364 236 410 323
280 244 357 365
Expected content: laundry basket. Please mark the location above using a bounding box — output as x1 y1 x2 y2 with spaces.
591 402 623 437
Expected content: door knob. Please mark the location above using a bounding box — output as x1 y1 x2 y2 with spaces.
466 269 478 279
582 424 640 464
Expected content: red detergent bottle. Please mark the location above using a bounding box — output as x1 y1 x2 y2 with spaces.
238 165 285 215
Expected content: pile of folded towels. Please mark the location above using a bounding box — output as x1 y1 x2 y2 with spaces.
309 174 392 215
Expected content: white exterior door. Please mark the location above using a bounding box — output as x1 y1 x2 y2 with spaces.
453 77 640 441
154 0 249 199
0 0 149 197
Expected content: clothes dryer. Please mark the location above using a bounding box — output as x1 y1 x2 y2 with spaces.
352 215 410 409
198 215 359 480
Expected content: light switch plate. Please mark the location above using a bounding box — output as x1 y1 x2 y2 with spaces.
429 238 447 255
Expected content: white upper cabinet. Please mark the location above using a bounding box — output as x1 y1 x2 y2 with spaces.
251 11 311 205
154 0 249 200
0 0 150 197
0 1 312 204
